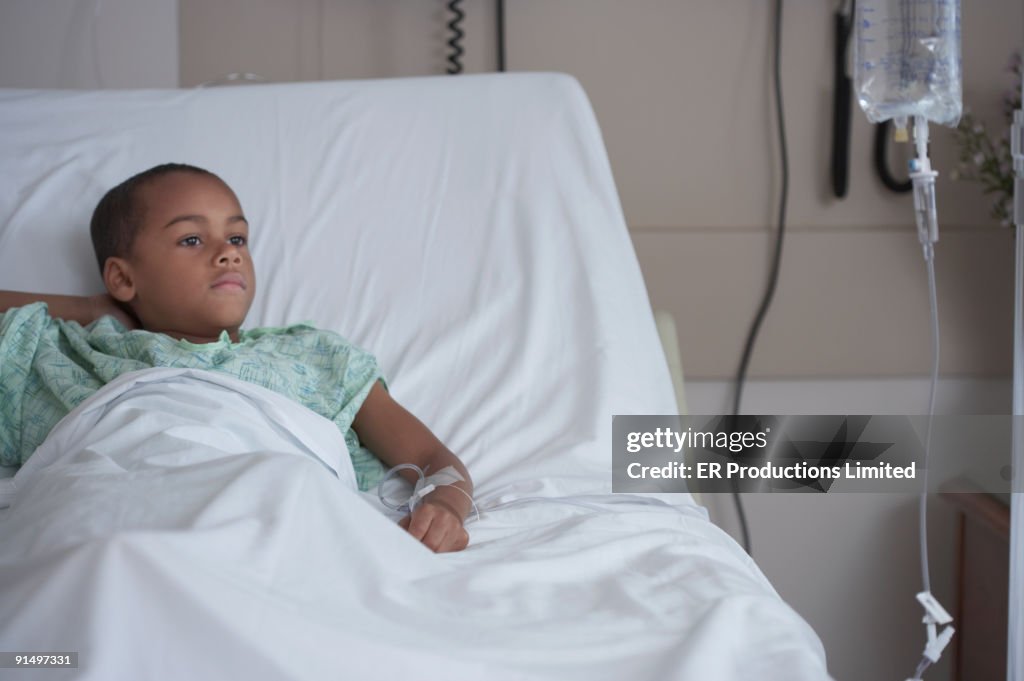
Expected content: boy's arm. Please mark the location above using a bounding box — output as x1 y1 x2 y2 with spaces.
352 383 473 553
0 290 138 328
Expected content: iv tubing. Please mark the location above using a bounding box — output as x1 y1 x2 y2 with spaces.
907 115 944 681
913 115 940 595
919 246 939 596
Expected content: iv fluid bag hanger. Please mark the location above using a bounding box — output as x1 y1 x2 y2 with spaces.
854 0 962 131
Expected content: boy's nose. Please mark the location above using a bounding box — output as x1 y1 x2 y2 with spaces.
216 246 243 265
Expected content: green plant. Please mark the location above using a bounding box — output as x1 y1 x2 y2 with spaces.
951 52 1021 226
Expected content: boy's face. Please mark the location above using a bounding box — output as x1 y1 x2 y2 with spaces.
105 171 256 342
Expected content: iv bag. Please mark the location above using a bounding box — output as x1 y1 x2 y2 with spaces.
854 0 962 127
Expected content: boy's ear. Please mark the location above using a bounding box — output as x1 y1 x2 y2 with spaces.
103 257 136 303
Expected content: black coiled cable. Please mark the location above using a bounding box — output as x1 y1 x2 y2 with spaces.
874 121 913 193
446 0 465 75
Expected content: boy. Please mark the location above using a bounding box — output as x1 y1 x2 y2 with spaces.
0 163 472 553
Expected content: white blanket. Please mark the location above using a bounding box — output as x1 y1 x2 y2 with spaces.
0 369 829 681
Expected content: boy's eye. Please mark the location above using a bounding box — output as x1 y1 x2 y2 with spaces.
180 236 200 247
229 235 247 246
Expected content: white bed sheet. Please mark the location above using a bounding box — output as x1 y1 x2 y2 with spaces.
0 369 827 681
0 74 831 678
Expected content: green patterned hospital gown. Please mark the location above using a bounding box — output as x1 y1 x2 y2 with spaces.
0 303 387 491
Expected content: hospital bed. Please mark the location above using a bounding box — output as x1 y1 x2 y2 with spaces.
0 74 831 680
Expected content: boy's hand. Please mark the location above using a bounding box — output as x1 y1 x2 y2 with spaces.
88 294 140 329
399 491 469 553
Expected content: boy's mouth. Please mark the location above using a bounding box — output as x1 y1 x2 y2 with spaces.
211 272 247 290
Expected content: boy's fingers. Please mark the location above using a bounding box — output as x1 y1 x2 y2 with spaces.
400 504 469 552
423 524 449 552
426 517 470 553
406 507 433 541
437 527 469 553
418 509 451 549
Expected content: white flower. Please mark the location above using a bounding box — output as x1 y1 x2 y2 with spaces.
974 152 986 166
973 123 984 134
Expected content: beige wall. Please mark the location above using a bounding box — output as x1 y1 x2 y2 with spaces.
181 0 1022 380
0 0 178 88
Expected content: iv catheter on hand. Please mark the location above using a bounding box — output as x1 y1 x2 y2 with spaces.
376 463 694 526
376 463 480 521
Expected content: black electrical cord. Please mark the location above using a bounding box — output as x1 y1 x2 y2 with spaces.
730 0 788 556
496 0 506 72
874 120 913 193
446 0 465 75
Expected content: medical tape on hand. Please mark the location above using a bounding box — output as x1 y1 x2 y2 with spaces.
378 463 480 522
408 465 469 513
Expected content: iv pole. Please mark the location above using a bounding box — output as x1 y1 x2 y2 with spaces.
1010 65 1023 681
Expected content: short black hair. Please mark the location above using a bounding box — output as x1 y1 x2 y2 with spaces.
89 163 220 273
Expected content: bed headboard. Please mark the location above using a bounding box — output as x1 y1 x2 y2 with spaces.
0 73 679 496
